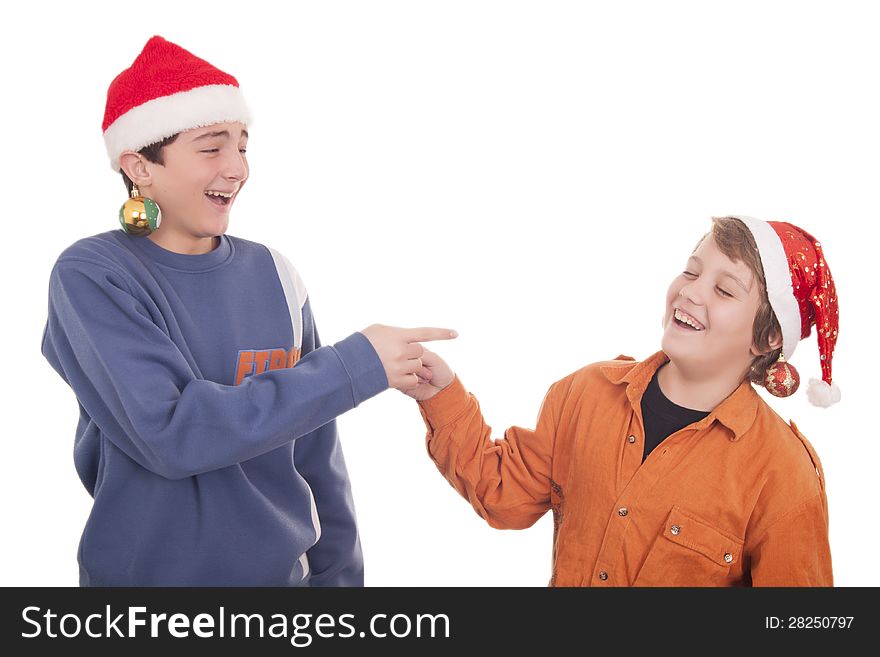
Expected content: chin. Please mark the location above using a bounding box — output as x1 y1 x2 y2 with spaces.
198 218 229 236
660 336 682 362
661 331 703 371
660 323 682 355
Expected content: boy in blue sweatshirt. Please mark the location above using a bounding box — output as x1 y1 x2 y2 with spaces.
41 36 455 586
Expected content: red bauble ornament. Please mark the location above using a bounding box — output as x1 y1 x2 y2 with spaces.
764 359 801 397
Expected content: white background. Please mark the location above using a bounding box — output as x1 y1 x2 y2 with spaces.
1 0 877 586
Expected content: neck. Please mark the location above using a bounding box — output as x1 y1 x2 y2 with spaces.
656 360 747 412
147 227 219 255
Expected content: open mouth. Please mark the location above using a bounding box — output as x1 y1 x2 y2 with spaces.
205 190 234 207
673 308 706 331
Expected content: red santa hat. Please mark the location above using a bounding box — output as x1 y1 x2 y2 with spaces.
102 36 252 172
731 216 840 407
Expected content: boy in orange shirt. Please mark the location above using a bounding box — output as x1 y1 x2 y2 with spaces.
408 216 838 586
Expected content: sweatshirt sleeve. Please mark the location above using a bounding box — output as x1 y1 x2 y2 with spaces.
416 375 558 530
41 258 388 480
294 303 364 586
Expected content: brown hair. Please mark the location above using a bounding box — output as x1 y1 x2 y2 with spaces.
696 216 783 386
120 133 180 194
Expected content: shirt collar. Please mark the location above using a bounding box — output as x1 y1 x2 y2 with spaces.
600 351 760 442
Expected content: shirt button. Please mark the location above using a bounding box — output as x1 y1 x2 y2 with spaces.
598 571 608 581
618 507 628 517
670 524 681 535
627 435 636 444
724 553 733 563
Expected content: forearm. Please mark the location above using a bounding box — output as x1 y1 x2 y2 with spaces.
418 376 552 529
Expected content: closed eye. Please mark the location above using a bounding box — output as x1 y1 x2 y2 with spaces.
682 270 698 278
716 286 733 297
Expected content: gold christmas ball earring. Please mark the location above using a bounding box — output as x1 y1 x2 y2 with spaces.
119 185 161 236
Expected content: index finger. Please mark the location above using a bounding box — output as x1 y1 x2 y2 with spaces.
404 327 459 343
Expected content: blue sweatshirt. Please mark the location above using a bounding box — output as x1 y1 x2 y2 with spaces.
41 231 388 586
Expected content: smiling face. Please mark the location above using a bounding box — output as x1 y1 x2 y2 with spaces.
122 121 249 249
661 234 765 381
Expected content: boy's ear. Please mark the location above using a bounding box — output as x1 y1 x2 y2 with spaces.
767 329 783 352
751 329 784 356
119 151 152 187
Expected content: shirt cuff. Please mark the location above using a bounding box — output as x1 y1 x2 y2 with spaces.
331 332 389 406
418 375 471 431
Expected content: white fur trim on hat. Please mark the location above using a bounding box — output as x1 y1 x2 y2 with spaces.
731 215 802 362
103 84 252 171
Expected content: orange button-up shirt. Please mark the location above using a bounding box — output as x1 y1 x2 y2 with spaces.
418 352 832 586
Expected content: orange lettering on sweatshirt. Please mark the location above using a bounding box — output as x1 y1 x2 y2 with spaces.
235 347 302 385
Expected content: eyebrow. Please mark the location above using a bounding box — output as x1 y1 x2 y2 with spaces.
687 255 750 292
192 129 249 142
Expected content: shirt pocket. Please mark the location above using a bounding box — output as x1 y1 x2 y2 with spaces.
633 505 744 587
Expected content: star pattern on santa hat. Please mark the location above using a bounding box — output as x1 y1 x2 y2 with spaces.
771 222 839 390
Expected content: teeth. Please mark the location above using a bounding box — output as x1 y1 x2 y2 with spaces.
674 309 705 330
206 190 233 198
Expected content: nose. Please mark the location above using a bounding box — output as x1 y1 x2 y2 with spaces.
678 278 707 306
221 146 248 182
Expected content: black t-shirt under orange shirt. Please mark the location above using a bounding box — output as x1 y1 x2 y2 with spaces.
640 366 710 462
